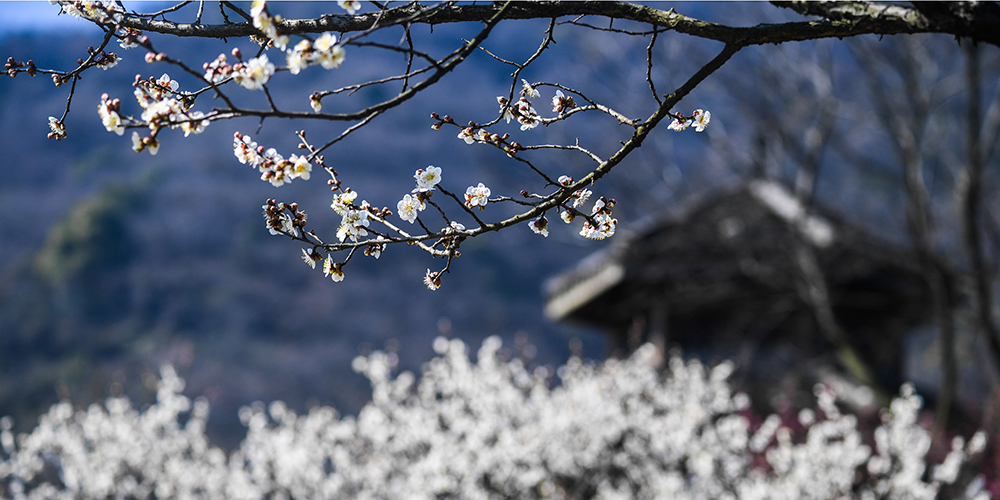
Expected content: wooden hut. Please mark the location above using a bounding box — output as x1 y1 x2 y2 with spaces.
544 181 932 397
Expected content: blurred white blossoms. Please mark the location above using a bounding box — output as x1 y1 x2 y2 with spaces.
98 94 125 135
54 0 123 23
285 33 346 75
464 182 490 209
0 338 988 500
251 0 288 49
338 0 361 14
413 165 442 192
233 54 275 91
203 53 232 83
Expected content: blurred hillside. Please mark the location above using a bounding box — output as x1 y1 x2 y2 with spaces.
2 2 998 447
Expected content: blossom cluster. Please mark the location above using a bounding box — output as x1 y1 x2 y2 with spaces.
396 166 441 224
234 54 275 91
579 196 617 240
0 338 990 500
250 0 289 50
52 0 123 24
668 109 711 132
233 132 312 187
249 0 346 84
286 34 346 75
497 94 542 131
118 73 210 154
202 49 277 91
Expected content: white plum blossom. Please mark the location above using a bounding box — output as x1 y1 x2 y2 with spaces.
131 131 143 152
365 237 387 259
331 190 359 216
521 78 540 98
514 97 541 131
289 154 312 180
464 182 491 209
560 209 575 224
286 40 311 75
234 132 262 167
313 33 346 69
692 109 711 132
413 165 442 192
134 73 178 109
203 53 232 83
529 215 549 237
285 34 346 74
571 188 592 209
497 96 517 123
668 116 692 131
458 127 477 144
266 211 298 237
424 269 442 290
580 197 617 240
580 212 616 239
180 111 209 137
301 248 322 269
338 0 361 14
668 109 711 132
233 54 275 90
552 89 576 114
397 194 421 223
323 256 345 281
98 95 125 135
336 208 369 242
47 116 66 139
56 0 123 23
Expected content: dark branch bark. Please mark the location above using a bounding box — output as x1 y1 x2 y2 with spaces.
101 1 1000 47
774 1 1000 46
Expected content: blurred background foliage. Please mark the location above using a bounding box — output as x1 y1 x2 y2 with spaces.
1 2 998 449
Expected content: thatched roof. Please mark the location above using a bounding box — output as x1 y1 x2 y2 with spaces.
544 181 930 335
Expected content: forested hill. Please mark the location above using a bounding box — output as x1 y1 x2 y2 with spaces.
0 18 620 447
